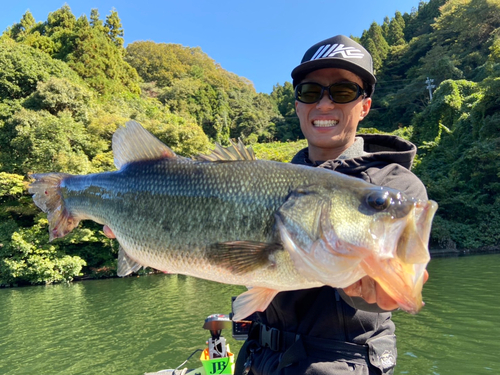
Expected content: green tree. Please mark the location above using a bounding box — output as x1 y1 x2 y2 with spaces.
0 216 87 286
104 9 125 49
23 77 93 122
90 9 103 29
144 115 211 157
270 82 301 141
386 11 406 46
125 41 186 87
432 0 500 77
43 4 77 60
0 39 82 100
412 78 499 249
126 40 282 142
381 16 391 39
2 109 107 175
9 11 37 40
232 93 279 142
4 6 140 96
66 19 140 95
403 0 447 39
361 22 389 71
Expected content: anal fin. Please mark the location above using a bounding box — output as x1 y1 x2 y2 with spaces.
117 246 143 277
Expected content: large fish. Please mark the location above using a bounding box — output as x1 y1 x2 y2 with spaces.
29 121 437 320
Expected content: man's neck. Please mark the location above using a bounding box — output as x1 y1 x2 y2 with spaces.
307 141 354 163
308 148 343 163
307 137 367 163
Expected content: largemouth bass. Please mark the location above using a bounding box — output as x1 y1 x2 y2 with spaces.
29 121 437 320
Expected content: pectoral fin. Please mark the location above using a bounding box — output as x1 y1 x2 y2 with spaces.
117 246 143 277
206 241 282 274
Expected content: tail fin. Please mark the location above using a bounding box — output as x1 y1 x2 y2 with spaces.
29 173 80 241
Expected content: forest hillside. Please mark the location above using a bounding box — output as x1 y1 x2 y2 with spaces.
0 0 498 285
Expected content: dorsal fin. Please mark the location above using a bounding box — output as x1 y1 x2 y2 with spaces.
196 139 256 161
112 120 176 169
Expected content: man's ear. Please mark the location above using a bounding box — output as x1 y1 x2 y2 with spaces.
359 97 372 120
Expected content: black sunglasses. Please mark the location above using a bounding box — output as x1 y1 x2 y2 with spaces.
295 82 366 104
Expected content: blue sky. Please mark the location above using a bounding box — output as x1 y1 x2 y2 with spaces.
2 0 423 93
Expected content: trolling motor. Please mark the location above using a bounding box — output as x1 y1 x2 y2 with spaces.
203 314 233 359
198 314 235 374
145 314 235 375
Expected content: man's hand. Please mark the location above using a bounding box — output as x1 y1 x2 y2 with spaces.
342 271 429 311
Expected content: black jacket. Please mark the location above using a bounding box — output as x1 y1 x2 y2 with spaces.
235 134 428 375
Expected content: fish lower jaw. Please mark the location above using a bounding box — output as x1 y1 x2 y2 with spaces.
313 120 339 127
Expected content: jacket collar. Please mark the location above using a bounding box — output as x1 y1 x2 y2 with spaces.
291 134 418 173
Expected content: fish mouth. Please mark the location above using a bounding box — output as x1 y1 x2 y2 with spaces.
361 199 438 313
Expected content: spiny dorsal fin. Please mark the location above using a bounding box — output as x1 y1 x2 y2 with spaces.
112 120 176 169
196 139 256 161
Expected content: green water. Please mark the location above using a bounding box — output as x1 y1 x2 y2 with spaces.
1 253 499 374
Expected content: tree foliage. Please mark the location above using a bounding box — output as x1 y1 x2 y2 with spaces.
0 1 499 285
357 0 500 250
0 39 82 100
125 41 282 143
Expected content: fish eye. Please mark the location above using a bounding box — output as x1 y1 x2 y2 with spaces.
366 191 391 211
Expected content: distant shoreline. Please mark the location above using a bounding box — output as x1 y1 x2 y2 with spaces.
430 247 500 258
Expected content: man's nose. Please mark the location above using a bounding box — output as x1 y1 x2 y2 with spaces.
316 91 335 109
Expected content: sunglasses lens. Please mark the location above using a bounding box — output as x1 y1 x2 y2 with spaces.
329 83 360 103
296 82 363 104
296 83 323 103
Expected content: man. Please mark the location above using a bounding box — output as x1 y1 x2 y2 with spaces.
234 35 429 375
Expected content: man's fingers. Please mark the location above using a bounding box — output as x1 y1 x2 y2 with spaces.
374 282 399 311
360 276 377 304
343 276 399 310
343 276 376 303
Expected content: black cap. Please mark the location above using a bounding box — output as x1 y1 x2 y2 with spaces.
291 35 376 97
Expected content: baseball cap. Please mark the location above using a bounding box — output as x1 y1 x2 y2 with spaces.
291 35 376 97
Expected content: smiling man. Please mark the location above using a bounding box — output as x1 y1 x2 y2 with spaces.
295 67 371 162
235 35 429 375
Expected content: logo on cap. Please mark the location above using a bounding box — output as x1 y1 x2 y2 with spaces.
310 44 364 61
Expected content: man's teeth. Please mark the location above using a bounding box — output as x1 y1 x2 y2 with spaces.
313 120 339 127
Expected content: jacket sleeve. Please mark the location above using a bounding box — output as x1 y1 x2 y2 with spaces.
368 163 428 201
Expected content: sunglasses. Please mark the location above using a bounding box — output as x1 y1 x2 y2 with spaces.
295 82 366 104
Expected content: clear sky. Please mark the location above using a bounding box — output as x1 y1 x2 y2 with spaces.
2 0 423 93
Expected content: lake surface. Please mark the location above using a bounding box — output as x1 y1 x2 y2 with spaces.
1 253 499 374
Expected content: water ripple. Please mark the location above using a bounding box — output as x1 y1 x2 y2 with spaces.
1 254 499 374
0 274 245 374
393 253 500 375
